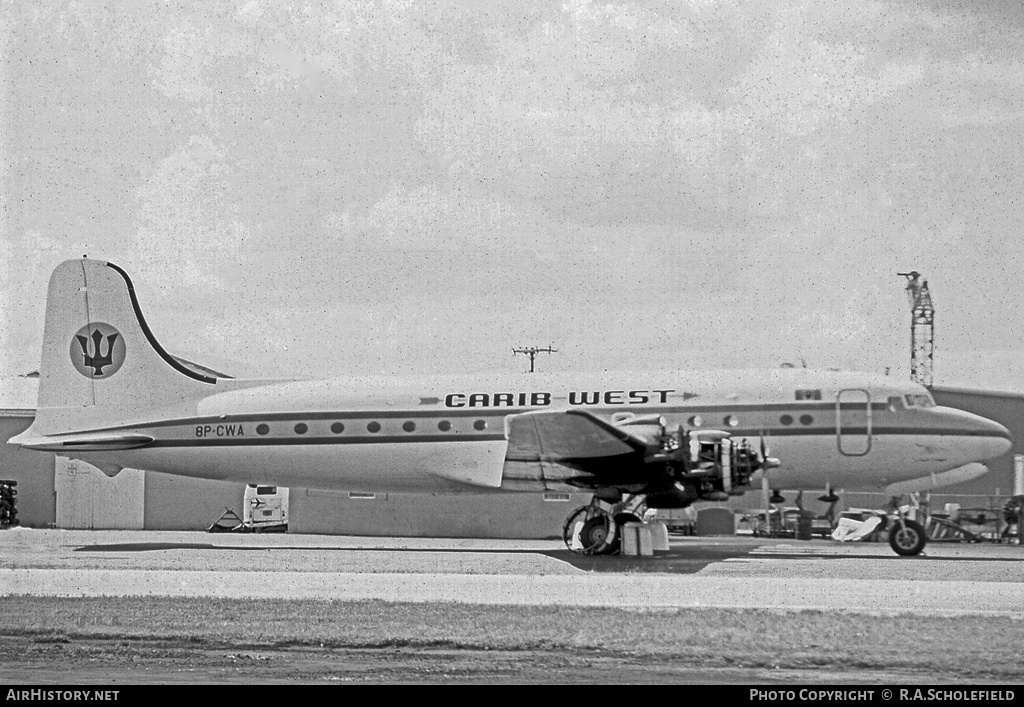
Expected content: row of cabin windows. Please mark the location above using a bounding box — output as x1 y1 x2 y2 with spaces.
254 419 489 436
255 415 822 436
688 414 816 428
254 402 934 436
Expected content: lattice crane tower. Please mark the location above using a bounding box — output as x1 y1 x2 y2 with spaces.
897 271 935 387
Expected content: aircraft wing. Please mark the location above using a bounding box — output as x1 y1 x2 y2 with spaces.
505 409 651 470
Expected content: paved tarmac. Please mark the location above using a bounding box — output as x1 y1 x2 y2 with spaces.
3 528 1024 616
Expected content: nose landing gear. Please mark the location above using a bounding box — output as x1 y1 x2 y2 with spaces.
888 517 928 556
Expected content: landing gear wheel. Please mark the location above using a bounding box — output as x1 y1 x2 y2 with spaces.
562 506 618 555
580 515 614 554
888 519 927 556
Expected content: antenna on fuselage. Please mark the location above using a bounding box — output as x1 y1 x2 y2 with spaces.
513 345 557 373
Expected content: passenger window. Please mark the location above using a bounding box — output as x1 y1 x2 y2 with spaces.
795 389 822 401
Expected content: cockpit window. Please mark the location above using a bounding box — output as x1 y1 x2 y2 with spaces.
904 394 935 408
887 396 904 412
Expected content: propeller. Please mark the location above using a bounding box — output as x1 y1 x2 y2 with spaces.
759 433 781 471
759 432 785 505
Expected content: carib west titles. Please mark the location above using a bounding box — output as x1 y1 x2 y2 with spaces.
444 389 677 408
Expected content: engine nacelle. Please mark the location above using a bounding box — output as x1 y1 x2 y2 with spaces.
647 427 770 498
645 482 699 508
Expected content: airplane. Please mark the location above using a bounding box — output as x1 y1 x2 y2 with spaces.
9 259 1013 557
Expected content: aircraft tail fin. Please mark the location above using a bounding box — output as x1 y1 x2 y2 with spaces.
26 259 219 436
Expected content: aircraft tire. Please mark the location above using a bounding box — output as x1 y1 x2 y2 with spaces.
579 514 616 555
888 519 927 556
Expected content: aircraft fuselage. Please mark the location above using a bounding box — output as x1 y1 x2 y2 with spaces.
50 368 1010 494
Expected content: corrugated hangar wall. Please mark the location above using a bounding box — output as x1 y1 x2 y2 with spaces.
930 387 1024 495
55 456 144 529
143 473 245 531
0 414 56 528
290 489 592 539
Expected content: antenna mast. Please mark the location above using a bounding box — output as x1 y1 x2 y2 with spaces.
897 271 935 387
513 345 557 373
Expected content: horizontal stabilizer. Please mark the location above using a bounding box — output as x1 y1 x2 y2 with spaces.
12 432 155 452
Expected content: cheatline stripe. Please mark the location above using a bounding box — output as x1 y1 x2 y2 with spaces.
150 434 507 447
65 402 927 435
730 426 1008 439
56 422 1008 442
134 426 1004 448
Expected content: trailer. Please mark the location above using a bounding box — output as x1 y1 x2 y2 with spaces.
208 485 288 533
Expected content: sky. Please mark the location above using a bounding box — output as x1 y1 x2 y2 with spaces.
2 0 1023 391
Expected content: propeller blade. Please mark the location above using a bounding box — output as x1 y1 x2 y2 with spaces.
756 431 781 469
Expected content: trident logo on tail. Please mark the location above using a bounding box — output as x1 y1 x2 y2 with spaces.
70 323 126 379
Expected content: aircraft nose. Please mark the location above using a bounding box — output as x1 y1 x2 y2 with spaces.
983 418 1013 459
952 409 1012 461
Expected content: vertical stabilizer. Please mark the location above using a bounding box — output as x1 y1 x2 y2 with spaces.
31 259 218 434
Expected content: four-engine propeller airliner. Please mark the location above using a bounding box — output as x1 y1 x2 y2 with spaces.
9 259 1012 556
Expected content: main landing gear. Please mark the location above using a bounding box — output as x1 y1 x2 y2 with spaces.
559 422 774 555
562 496 644 555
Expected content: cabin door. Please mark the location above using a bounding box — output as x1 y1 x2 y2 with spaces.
836 388 872 456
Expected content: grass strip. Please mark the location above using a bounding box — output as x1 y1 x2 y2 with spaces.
1 596 1022 678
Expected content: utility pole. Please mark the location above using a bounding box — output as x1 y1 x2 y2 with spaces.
513 345 557 373
897 271 935 388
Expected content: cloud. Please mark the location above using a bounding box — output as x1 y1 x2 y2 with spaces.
6 0 1024 382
